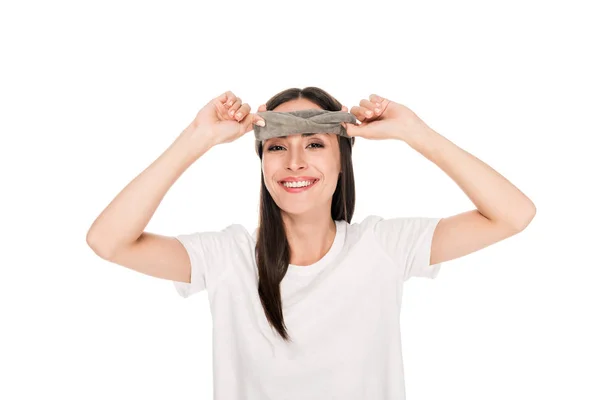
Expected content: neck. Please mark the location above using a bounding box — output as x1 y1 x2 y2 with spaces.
281 210 336 267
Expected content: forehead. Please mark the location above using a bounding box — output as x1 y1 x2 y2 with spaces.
272 99 322 112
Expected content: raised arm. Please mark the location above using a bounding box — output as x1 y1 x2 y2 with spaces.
86 91 264 283
86 129 213 282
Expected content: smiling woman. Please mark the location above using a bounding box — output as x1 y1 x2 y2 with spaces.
254 89 357 343
88 86 453 399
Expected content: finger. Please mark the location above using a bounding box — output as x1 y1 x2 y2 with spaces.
233 103 251 121
217 91 237 107
251 104 267 126
225 92 237 107
369 94 385 104
369 93 385 105
350 106 368 122
342 121 360 137
359 98 381 116
243 112 264 129
215 92 228 104
369 93 389 112
227 97 242 118
213 94 232 118
240 109 256 130
354 104 375 120
250 113 265 126
253 106 266 124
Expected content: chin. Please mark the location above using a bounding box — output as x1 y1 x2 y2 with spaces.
276 202 314 216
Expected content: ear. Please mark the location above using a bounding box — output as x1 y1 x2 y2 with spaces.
258 104 267 112
341 105 348 112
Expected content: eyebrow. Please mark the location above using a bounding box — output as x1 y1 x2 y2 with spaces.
266 133 321 143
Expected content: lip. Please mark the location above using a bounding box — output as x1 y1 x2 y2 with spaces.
279 178 319 193
278 176 318 183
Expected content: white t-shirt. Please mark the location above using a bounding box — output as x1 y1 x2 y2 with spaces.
173 214 443 400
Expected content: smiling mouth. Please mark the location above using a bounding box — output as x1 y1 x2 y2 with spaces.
279 179 319 188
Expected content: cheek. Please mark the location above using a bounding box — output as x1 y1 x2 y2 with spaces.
322 156 340 177
262 161 278 185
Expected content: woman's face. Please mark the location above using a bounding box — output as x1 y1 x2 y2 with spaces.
262 98 341 215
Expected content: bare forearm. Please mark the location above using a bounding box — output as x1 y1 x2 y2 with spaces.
403 127 536 230
86 129 213 256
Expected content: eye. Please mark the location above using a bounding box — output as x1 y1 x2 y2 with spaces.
267 142 324 152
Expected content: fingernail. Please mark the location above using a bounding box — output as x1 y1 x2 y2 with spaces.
256 120 265 127
366 110 373 116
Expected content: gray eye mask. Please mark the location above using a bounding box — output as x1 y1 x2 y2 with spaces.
252 109 358 155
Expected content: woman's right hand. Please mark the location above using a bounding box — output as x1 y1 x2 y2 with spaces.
185 91 266 148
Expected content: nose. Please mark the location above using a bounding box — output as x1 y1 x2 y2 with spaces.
285 144 307 172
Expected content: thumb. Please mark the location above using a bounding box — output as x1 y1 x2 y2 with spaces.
254 104 267 126
240 113 264 133
248 104 268 127
342 121 361 138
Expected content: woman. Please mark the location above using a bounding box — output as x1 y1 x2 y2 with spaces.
86 86 536 399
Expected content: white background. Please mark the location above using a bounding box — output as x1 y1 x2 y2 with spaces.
1 0 598 399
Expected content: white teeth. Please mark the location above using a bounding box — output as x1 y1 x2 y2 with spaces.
282 180 316 188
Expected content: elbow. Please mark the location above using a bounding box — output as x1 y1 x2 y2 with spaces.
515 204 537 231
86 231 114 260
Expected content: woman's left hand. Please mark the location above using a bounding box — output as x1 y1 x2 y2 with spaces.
341 94 430 142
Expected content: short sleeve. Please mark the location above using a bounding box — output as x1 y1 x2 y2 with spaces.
371 216 443 282
172 225 238 298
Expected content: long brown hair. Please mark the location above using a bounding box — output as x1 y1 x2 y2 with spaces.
255 87 356 342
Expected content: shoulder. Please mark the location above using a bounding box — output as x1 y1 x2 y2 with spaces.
225 223 252 240
353 214 442 243
178 223 252 252
340 215 384 244
349 214 388 233
357 214 385 227
221 223 254 249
